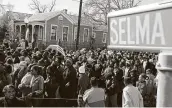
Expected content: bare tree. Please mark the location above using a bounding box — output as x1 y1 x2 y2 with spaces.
29 0 56 13
0 4 17 40
83 0 141 25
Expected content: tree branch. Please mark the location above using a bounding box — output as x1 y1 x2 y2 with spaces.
29 0 56 13
49 0 56 12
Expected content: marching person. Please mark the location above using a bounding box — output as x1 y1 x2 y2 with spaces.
83 77 105 107
122 76 143 107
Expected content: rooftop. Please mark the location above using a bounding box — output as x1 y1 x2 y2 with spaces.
6 11 32 21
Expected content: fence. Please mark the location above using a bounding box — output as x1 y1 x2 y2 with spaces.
60 43 106 50
24 98 78 107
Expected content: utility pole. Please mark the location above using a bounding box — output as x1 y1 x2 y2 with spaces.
76 0 83 50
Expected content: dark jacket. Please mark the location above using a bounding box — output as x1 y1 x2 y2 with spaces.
0 97 26 107
61 66 77 98
45 65 63 98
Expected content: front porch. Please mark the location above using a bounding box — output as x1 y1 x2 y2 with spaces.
14 22 46 46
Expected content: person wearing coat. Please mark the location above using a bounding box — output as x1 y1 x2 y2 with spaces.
45 60 63 98
18 64 35 97
78 65 89 96
27 65 44 107
122 77 143 107
60 59 77 99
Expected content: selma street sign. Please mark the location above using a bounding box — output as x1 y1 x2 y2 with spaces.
107 1 172 51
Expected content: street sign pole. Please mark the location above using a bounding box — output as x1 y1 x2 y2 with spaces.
156 52 172 107
76 0 83 50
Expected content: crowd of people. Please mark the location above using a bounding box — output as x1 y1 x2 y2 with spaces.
0 38 158 107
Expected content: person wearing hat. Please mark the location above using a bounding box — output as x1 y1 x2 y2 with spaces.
78 64 89 96
122 77 143 107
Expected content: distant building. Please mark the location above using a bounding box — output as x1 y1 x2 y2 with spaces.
12 10 107 49
3 11 32 40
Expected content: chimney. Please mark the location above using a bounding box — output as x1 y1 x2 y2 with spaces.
63 9 67 14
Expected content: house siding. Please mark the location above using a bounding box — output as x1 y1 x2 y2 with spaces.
93 30 107 48
72 25 93 49
46 14 73 46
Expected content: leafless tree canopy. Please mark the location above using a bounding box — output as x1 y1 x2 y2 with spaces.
29 0 57 13
83 0 141 25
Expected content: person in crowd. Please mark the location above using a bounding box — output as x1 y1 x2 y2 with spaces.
124 61 132 77
122 77 143 107
129 69 138 87
22 51 31 65
13 57 28 90
4 58 13 84
142 56 152 73
45 59 63 98
104 71 117 107
26 65 44 98
114 61 124 107
136 73 147 106
18 64 34 97
5 51 12 62
133 60 144 77
60 59 77 99
0 85 26 107
82 77 105 107
37 52 51 79
78 64 89 96
102 61 114 79
11 39 18 50
145 69 156 107
93 59 103 79
13 54 20 73
0 70 8 97
26 65 44 107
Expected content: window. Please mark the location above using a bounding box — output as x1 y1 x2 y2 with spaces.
63 26 69 41
83 28 89 42
74 27 77 41
92 32 96 38
51 25 58 40
102 33 107 43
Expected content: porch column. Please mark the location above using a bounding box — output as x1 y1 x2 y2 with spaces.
39 25 40 40
19 25 21 40
32 24 35 43
43 25 45 42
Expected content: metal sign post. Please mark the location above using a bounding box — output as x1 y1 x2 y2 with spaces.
156 51 172 107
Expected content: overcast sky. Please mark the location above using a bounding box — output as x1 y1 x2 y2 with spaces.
1 0 166 14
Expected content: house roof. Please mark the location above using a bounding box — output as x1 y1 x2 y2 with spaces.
28 11 93 26
26 10 106 31
7 11 32 21
28 11 60 22
69 14 93 26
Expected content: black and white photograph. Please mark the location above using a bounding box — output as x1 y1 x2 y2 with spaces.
0 0 170 107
